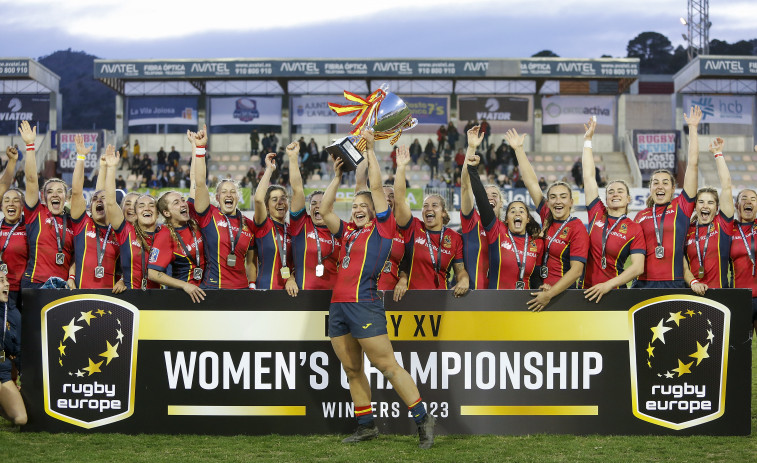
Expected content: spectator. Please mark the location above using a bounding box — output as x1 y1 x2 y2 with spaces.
446 122 459 152
480 118 491 150
538 176 548 191
115 175 127 190
168 146 180 169
157 147 167 173
133 139 141 158
571 158 583 188
436 125 447 153
250 129 259 156
118 144 130 170
424 140 439 180
390 146 398 170
454 148 466 170
409 139 422 164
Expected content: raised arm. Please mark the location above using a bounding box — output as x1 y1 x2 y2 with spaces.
393 143 412 226
354 157 368 192
363 130 387 215
103 145 125 230
190 125 210 213
465 154 496 228
286 142 305 213
505 129 542 205
710 137 734 218
19 121 39 206
320 158 343 235
581 117 599 205
95 154 106 191
682 106 702 198
70 134 93 219
461 126 484 215
0 146 19 199
253 152 276 225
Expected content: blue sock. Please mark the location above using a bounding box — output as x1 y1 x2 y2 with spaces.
409 398 427 424
355 405 374 426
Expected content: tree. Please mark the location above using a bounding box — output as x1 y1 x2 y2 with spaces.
626 32 674 74
532 50 559 57
709 39 756 56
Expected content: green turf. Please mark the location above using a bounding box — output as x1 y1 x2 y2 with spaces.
2 342 756 462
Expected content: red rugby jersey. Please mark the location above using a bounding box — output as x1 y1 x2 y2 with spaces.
485 219 543 289
537 201 589 287
331 210 396 303
22 201 74 284
583 198 646 288
290 210 341 290
730 221 757 297
115 221 160 289
148 225 205 286
0 219 28 291
633 193 695 282
254 217 294 290
684 213 732 289
72 214 120 289
401 217 464 290
376 228 405 291
461 209 489 289
190 200 256 289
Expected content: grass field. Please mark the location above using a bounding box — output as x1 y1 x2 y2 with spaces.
2 342 756 462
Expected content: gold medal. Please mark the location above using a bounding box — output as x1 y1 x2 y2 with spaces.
280 266 290 279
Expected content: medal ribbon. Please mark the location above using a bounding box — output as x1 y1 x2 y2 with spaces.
175 227 201 269
425 227 446 287
694 221 713 275
653 204 669 249
314 225 335 266
49 210 67 254
0 220 22 263
225 211 243 258
601 214 626 267
272 221 288 269
736 223 756 276
94 224 112 269
342 228 362 264
507 231 530 282
542 217 572 269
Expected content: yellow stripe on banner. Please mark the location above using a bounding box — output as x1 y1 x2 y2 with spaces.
139 311 329 340
138 310 628 341
461 405 598 416
168 405 306 416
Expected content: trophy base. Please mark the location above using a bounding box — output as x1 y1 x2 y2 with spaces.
325 137 364 172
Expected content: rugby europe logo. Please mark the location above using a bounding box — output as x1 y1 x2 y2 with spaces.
41 295 139 428
628 295 729 430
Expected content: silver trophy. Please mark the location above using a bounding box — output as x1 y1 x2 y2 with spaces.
327 86 418 171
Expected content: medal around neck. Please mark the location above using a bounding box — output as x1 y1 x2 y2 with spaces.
326 85 418 171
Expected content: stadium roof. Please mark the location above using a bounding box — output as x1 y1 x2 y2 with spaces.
93 57 639 96
0 58 60 94
673 55 757 94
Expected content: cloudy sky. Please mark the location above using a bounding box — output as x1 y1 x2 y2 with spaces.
1 0 754 60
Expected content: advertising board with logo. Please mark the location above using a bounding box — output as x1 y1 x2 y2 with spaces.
127 97 198 127
57 131 102 174
22 289 751 435
0 94 50 134
458 96 530 122
209 97 282 126
633 130 680 182
541 96 615 126
682 95 753 125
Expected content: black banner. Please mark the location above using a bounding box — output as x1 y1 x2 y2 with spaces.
21 289 751 435
458 96 530 122
0 94 50 134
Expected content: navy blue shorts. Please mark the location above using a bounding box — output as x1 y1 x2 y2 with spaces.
0 358 15 383
632 279 686 289
329 301 388 339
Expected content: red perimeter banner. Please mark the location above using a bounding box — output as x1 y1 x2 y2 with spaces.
21 289 751 435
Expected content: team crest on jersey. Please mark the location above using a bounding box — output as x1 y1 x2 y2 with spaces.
620 223 628 234
86 231 97 239
560 227 569 238
443 234 452 249
529 239 538 252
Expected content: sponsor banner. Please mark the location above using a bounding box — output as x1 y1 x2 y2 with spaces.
94 59 639 79
0 94 50 133
520 59 638 78
57 131 102 174
0 59 31 77
135 187 252 210
633 130 680 182
210 97 282 126
542 96 615 126
22 289 750 434
402 96 448 125
699 57 757 76
291 96 340 125
682 95 753 125
458 96 530 122
128 97 198 126
305 187 424 210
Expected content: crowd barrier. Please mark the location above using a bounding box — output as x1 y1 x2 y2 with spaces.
21 288 752 435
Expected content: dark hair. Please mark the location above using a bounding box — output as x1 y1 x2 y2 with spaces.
645 170 677 208
505 200 541 237
2 187 23 202
691 187 719 224
264 185 287 212
354 189 375 210
540 181 573 238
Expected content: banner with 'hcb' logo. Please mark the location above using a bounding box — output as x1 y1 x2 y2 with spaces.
41 295 139 429
628 295 729 430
